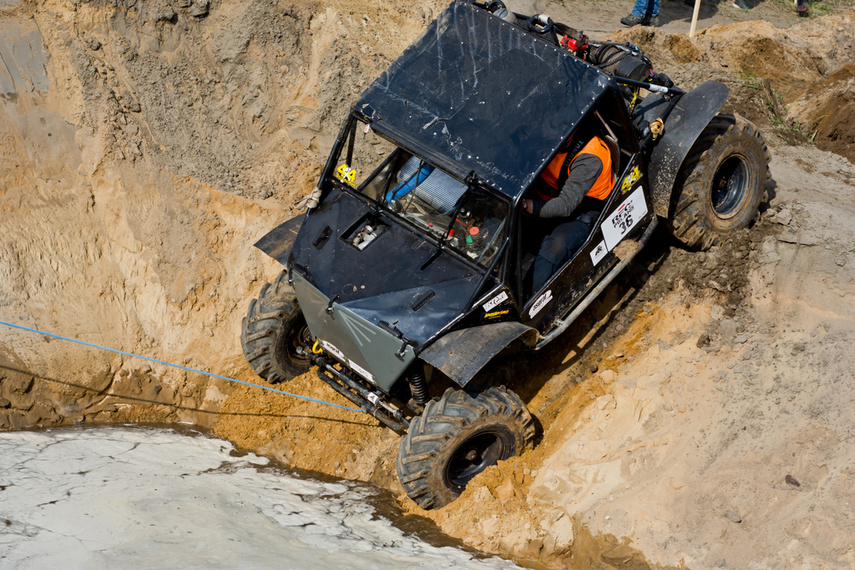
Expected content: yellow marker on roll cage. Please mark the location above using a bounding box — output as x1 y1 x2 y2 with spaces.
621 166 641 194
335 164 357 186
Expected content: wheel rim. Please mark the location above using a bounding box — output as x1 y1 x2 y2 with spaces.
285 317 312 362
711 154 750 219
444 429 509 490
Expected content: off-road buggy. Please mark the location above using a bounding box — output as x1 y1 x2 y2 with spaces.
242 0 770 509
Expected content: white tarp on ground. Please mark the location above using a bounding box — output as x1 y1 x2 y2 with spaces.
0 426 519 569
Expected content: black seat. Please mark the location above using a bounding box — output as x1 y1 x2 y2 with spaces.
602 134 621 178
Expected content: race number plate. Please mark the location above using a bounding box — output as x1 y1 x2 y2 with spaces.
602 187 648 250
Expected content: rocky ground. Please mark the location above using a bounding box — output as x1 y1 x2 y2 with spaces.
1 0 854 568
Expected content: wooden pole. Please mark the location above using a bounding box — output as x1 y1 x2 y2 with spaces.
689 0 702 37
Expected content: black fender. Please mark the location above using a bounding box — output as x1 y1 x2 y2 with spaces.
418 322 537 387
253 215 304 266
647 80 729 218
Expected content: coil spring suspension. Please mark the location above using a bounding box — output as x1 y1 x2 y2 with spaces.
407 364 429 410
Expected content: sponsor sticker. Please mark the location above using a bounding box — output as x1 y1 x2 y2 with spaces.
602 187 648 250
590 239 608 266
484 309 510 319
321 340 345 361
529 289 553 319
482 291 509 312
621 166 641 194
348 360 375 384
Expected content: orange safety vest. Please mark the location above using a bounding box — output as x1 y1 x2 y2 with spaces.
539 136 615 201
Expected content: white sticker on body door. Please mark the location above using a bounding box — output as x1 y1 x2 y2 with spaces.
590 239 608 266
482 291 509 312
528 290 553 319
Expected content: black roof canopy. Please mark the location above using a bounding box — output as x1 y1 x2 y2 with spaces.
355 0 612 199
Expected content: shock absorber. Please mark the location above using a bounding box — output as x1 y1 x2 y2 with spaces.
407 363 429 411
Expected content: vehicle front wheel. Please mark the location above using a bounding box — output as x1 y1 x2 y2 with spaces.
397 386 536 510
669 115 771 250
241 270 312 384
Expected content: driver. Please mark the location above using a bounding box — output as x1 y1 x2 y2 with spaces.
522 132 615 291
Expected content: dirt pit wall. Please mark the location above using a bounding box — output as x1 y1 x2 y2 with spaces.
2 0 855 568
0 0 437 428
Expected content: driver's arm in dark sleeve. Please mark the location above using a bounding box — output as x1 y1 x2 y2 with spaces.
531 154 603 218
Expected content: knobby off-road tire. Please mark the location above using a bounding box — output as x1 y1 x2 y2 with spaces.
397 386 536 510
669 115 771 250
241 270 311 384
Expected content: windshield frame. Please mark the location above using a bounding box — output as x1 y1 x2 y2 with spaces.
323 114 513 273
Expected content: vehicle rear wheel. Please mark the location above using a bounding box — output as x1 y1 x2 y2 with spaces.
241 270 311 384
397 386 536 509
669 115 771 250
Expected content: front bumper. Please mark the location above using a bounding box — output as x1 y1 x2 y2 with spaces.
290 271 416 392
310 354 409 432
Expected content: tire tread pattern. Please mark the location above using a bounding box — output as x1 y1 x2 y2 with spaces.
669 115 771 250
397 386 536 509
240 270 309 384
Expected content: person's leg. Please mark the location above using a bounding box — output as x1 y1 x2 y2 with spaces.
643 0 660 25
531 220 590 292
624 0 660 26
630 0 648 16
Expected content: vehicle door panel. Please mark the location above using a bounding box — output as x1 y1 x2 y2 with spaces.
522 154 653 334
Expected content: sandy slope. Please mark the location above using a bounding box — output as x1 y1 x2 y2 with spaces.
429 142 855 568
1 0 855 567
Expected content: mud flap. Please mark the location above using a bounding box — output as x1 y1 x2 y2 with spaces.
419 322 537 387
648 80 729 218
254 215 304 266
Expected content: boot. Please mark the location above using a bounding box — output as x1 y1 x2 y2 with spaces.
642 14 660 25
620 13 645 26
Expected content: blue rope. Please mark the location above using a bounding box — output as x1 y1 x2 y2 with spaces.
0 320 360 412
